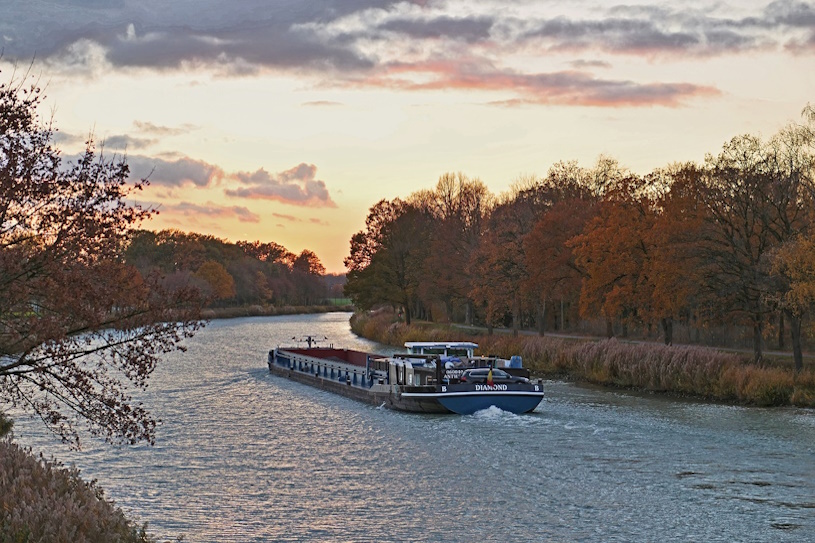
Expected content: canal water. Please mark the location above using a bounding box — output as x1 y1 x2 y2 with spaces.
11 312 815 542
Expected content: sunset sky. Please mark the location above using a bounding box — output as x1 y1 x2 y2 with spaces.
2 0 813 273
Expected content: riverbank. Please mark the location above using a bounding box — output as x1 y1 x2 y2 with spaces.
350 311 815 407
0 438 156 543
201 303 354 320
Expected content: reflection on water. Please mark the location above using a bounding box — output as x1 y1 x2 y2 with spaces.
11 312 815 542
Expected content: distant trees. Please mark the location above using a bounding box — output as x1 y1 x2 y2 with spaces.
126 230 332 307
343 106 815 368
0 72 204 447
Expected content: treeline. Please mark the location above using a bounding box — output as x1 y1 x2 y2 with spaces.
125 230 344 308
344 106 815 371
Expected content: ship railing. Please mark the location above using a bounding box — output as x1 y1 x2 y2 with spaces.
282 352 386 388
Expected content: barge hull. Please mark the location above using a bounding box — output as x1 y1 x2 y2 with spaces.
267 353 451 413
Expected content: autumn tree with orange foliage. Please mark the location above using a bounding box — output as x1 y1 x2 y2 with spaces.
643 165 708 345
570 176 656 338
195 260 236 301
523 161 598 335
471 180 549 335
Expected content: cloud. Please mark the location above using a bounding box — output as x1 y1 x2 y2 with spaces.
570 59 612 69
133 120 198 136
2 1 810 72
0 0 401 72
301 100 344 107
225 163 337 207
268 213 330 226
73 148 337 208
356 60 721 107
272 212 300 222
102 134 156 150
127 154 225 187
0 1 810 108
161 201 260 223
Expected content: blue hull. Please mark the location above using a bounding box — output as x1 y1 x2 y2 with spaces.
436 393 543 415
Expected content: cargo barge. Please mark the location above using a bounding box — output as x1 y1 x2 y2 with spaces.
267 338 544 415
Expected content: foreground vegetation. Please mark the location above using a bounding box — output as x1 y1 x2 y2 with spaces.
0 438 156 543
352 311 815 407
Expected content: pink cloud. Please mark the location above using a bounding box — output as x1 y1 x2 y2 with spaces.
226 163 337 207
351 60 720 107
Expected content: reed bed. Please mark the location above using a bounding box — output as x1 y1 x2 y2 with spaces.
0 440 155 543
350 311 815 407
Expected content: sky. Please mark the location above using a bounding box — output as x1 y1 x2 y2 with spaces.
2 0 813 273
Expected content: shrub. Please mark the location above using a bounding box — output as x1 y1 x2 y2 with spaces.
0 440 156 543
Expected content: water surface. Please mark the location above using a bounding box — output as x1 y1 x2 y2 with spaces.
12 312 815 542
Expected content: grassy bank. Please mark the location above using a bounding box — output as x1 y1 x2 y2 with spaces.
351 311 815 407
0 439 158 543
202 304 354 319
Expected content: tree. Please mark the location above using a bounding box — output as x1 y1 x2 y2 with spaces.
570 177 654 338
195 260 236 301
291 250 327 305
523 161 597 335
644 165 707 345
771 235 815 372
421 173 491 324
471 181 548 335
0 70 203 448
344 199 431 324
692 133 812 361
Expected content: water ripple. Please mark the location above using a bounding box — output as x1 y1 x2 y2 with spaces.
10 313 815 542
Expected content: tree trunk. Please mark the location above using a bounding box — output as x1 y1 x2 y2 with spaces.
752 316 763 363
778 311 785 350
404 304 412 326
606 319 613 338
511 294 520 337
560 299 565 331
786 310 803 373
537 296 547 336
465 301 474 326
661 317 673 346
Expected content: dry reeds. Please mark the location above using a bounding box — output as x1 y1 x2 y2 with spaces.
350 310 815 407
0 440 154 543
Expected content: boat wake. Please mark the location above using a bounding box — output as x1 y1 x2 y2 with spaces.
471 405 523 420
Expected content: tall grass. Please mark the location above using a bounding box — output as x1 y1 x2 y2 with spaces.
350 311 815 407
0 440 158 543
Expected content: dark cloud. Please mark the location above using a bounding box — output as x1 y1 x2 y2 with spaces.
2 1 811 73
126 154 224 187
103 134 156 150
52 131 87 146
162 201 260 223
765 0 815 26
379 15 494 42
1 1 810 110
226 163 337 207
0 0 409 71
570 59 612 69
